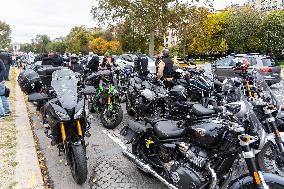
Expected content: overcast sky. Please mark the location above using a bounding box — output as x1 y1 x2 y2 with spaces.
0 0 247 43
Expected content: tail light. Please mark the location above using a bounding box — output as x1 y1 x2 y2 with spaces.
259 67 272 72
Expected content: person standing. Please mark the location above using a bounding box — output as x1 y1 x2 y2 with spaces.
0 48 12 81
0 58 10 118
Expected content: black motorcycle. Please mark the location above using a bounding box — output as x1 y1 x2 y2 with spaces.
120 84 284 188
28 69 95 185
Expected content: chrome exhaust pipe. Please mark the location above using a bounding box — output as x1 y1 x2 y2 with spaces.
122 150 178 189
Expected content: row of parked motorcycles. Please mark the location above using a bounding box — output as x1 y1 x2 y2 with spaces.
17 60 284 188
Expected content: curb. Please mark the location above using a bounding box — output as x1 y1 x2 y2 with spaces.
14 82 44 189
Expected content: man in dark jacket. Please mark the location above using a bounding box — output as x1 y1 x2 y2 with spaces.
0 59 10 118
0 50 12 81
69 55 83 73
86 55 100 72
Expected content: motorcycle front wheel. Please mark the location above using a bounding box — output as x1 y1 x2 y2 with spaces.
256 141 284 177
228 172 284 189
69 143 88 185
100 104 123 129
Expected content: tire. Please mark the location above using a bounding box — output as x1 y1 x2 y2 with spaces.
70 143 88 185
256 141 284 177
229 173 284 189
100 104 123 129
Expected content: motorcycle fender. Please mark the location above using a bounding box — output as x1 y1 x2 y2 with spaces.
228 172 284 189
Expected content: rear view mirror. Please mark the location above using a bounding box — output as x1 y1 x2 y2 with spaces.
82 86 96 95
28 92 48 102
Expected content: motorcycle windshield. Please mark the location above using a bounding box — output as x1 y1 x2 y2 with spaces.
253 70 281 114
203 63 214 81
51 69 78 110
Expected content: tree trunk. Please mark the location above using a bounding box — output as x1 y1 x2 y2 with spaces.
148 30 155 56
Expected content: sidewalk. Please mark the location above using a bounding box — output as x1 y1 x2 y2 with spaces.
14 74 44 189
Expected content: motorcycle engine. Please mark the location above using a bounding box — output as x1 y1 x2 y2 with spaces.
166 143 208 188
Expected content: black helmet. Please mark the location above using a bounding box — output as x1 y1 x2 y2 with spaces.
162 49 170 58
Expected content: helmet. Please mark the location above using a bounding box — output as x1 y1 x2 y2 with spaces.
70 54 79 63
234 58 251 71
162 49 170 58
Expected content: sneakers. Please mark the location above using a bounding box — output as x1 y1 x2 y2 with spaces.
0 115 4 119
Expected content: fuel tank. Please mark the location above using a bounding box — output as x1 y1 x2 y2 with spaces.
187 121 226 148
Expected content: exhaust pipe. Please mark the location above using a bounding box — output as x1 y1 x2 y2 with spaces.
122 150 178 189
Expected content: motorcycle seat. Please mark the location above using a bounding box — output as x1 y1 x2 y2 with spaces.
177 101 195 109
153 120 184 139
192 104 215 116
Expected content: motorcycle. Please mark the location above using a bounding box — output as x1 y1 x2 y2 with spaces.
28 69 95 184
120 81 284 189
115 65 134 103
85 69 123 129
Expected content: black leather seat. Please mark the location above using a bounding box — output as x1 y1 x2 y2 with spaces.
192 104 215 116
153 120 184 139
177 101 195 109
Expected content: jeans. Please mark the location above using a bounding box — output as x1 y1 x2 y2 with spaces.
5 64 10 80
0 82 10 116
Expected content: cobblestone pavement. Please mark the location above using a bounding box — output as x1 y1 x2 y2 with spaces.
29 81 284 189
30 104 165 189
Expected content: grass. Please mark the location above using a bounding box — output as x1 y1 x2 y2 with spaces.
278 61 284 68
0 67 18 189
193 59 212 64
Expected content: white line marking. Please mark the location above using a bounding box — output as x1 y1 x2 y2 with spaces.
102 130 128 150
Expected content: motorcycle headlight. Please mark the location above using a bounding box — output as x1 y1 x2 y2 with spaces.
56 111 70 121
74 107 83 119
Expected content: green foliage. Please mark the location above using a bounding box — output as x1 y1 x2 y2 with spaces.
0 21 11 49
66 26 91 54
46 41 67 54
224 6 262 53
20 43 35 52
261 10 284 54
34 34 51 53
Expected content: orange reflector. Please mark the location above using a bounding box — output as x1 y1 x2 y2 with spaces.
253 171 261 185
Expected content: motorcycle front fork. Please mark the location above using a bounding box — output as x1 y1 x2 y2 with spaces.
265 109 284 154
239 135 269 189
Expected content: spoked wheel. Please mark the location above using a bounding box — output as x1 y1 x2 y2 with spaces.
256 141 284 177
70 143 88 185
100 104 123 129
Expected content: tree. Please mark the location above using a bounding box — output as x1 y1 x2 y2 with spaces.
224 6 262 53
92 0 209 56
34 34 51 53
20 43 35 52
66 26 91 54
261 10 284 54
89 37 108 55
0 21 11 49
106 40 122 54
46 41 67 54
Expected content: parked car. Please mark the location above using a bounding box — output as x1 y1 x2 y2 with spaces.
212 54 281 85
116 54 156 73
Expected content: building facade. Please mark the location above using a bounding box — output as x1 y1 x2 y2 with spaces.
164 29 179 48
248 0 284 11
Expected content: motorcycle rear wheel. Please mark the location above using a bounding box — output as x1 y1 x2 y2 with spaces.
70 143 88 185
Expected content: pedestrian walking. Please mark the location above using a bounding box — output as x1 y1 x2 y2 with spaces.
0 59 10 118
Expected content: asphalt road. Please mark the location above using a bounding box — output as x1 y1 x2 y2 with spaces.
29 82 283 189
30 104 166 189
